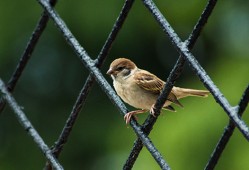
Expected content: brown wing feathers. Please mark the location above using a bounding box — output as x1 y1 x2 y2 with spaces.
134 71 164 94
134 71 183 107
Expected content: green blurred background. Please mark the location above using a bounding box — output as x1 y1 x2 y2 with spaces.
0 0 248 169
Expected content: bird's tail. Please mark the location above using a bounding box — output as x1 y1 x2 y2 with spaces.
172 87 209 99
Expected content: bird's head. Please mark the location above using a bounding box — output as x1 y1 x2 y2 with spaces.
107 58 137 80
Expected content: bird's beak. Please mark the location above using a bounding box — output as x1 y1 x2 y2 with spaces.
106 68 114 75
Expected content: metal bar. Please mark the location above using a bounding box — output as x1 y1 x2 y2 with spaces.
0 79 63 170
124 0 218 169
205 85 249 170
142 0 249 140
37 0 170 169
0 0 57 113
44 0 135 169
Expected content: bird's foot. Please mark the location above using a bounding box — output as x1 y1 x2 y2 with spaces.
124 109 147 124
150 104 160 117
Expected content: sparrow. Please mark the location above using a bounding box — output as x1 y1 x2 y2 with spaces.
107 58 209 124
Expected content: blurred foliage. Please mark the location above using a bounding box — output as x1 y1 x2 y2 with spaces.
0 0 249 170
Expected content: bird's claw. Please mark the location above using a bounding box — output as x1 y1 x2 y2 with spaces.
150 104 158 117
124 111 138 124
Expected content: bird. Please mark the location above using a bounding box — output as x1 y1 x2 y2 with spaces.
106 58 209 124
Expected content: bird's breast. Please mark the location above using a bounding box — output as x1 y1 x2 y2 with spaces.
113 79 157 110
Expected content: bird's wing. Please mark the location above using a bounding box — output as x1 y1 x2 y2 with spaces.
163 105 176 112
134 70 183 107
167 92 183 107
134 70 164 94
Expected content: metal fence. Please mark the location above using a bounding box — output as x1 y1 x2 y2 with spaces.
0 0 248 169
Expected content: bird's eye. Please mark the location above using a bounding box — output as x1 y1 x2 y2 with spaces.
117 66 124 71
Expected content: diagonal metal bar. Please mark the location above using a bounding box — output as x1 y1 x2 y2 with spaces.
205 84 249 170
37 0 170 169
123 0 218 169
0 79 63 170
142 0 249 140
0 0 57 114
44 0 135 169
44 76 96 170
